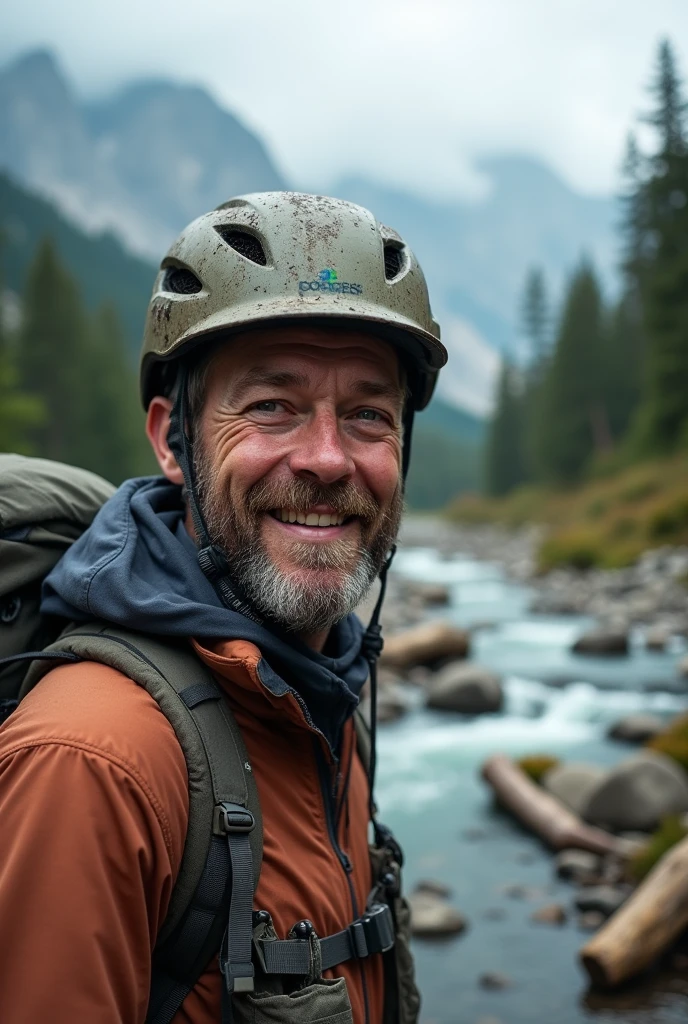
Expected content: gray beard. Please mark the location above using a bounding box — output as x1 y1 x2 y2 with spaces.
223 537 379 635
194 455 402 635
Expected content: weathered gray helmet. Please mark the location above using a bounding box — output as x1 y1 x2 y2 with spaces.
141 192 446 411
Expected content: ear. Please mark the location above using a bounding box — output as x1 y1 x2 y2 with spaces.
146 397 185 485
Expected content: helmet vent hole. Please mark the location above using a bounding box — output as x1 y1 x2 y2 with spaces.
383 244 405 281
163 268 202 294
218 229 268 266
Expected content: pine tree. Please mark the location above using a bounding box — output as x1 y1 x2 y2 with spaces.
16 238 90 462
77 303 151 483
520 268 550 366
535 262 607 484
485 361 526 496
0 236 44 453
519 267 551 480
603 290 645 443
630 40 688 451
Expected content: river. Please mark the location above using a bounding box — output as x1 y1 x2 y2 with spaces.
374 533 688 1024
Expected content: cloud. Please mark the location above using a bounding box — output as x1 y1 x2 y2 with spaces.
436 317 501 416
1 0 686 202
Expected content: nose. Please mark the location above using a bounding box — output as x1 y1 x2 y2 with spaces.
286 408 355 485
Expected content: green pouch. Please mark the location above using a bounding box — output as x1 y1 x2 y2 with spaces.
233 978 353 1024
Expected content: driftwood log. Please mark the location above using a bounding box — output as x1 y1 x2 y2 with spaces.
580 833 688 988
481 755 635 858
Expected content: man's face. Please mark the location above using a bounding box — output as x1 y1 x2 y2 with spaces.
192 325 405 638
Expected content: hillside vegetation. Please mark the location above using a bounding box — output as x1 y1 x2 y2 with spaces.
449 454 688 570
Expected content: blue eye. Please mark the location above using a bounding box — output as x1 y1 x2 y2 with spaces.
254 401 279 412
356 409 382 421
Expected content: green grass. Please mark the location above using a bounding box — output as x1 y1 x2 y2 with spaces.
627 816 688 882
516 754 560 783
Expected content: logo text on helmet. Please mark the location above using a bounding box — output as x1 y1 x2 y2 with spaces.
299 269 363 295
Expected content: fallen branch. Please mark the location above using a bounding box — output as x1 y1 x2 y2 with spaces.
580 833 688 988
481 754 635 858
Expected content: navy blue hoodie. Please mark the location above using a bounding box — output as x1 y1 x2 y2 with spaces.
42 477 369 750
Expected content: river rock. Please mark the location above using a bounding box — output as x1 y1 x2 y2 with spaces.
578 910 606 931
426 663 503 715
407 582 451 606
607 713 664 743
583 750 688 831
408 891 467 938
380 621 470 671
413 879 453 899
479 972 513 991
645 625 671 651
574 885 629 917
530 903 567 926
572 628 630 656
375 687 409 724
542 763 608 817
555 849 602 883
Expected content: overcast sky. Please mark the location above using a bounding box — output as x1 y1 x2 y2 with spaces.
2 0 687 202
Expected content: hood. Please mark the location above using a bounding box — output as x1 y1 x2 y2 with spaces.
42 476 369 750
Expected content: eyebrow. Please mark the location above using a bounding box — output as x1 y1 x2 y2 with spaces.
225 368 405 408
225 368 309 404
350 379 406 407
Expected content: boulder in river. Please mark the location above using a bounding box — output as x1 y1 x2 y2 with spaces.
645 625 671 651
413 879 453 899
583 750 688 832
607 713 664 744
572 628 630 657
530 903 567 926
380 620 470 671
479 972 513 991
555 849 603 884
425 663 503 715
408 890 467 938
375 686 409 724
577 910 606 932
542 762 608 817
574 884 629 917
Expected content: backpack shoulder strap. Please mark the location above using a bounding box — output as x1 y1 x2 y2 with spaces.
22 622 263 1022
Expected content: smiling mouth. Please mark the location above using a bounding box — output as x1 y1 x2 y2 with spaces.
268 508 351 528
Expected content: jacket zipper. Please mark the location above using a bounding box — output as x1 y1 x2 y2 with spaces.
314 738 371 1024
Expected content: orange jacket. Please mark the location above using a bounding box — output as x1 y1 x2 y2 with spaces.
0 638 384 1024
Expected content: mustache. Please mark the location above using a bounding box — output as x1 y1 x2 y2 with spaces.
244 477 381 523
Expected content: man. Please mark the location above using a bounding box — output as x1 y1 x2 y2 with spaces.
0 192 446 1023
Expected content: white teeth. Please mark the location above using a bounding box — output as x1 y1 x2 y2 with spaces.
275 508 346 527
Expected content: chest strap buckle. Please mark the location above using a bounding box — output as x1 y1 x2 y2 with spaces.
349 903 395 959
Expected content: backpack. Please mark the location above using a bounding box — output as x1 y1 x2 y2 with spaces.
0 453 419 1024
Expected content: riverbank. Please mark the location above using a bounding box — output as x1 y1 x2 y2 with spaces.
445 454 688 573
372 517 688 1024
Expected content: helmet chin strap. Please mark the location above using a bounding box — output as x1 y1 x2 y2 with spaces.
168 363 416 826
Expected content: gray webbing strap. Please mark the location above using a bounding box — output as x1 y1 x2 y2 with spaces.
217 804 256 995
256 902 395 975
